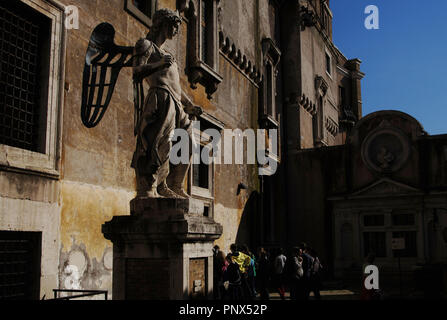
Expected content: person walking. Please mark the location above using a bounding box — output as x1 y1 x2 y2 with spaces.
273 248 287 300
213 245 226 300
308 248 322 300
299 242 314 300
241 245 257 299
229 244 252 299
289 247 304 300
223 254 243 300
256 247 270 300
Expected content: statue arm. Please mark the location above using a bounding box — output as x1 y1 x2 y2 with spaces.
133 60 167 82
132 39 172 82
181 91 203 117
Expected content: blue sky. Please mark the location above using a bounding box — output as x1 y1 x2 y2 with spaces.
330 0 447 135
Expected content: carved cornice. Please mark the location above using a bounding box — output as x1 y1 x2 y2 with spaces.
219 31 262 85
325 116 339 136
285 93 316 116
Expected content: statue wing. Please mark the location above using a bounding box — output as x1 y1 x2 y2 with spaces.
81 23 135 128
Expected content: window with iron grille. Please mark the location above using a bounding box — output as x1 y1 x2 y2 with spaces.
0 231 42 300
0 1 51 153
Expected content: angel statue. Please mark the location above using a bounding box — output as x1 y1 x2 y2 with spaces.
80 8 201 199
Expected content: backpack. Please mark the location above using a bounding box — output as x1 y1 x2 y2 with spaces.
311 257 323 276
284 256 303 280
225 262 241 285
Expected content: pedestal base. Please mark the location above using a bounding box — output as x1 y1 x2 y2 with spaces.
102 198 223 300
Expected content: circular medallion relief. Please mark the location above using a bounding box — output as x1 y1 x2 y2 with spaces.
361 127 410 173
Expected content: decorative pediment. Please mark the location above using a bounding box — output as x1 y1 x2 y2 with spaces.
351 178 422 198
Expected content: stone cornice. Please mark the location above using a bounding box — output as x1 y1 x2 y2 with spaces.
219 31 262 86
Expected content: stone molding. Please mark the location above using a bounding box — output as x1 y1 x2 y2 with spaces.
219 31 262 86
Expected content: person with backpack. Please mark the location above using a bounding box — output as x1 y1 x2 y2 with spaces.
241 244 257 299
229 244 253 299
309 248 323 300
223 254 243 300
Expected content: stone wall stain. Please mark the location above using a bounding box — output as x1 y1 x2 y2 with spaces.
60 181 134 261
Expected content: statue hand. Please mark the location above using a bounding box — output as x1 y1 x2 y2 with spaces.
184 105 203 117
160 54 174 67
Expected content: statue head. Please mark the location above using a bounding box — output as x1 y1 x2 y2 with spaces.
147 8 182 41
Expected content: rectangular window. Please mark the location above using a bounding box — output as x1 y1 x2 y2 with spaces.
260 38 281 129
363 232 386 257
125 0 156 28
266 63 274 118
392 214 415 226
192 151 210 190
392 231 417 257
325 52 331 75
0 1 51 153
364 215 385 227
0 0 64 177
200 0 209 64
0 231 42 300
203 205 210 217
189 116 219 218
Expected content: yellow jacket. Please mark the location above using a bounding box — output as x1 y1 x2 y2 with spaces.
231 252 252 274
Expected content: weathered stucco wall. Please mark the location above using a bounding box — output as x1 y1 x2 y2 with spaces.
56 0 263 295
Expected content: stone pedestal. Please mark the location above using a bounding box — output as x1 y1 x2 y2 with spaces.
102 198 223 300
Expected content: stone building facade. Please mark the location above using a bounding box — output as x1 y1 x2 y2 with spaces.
296 110 447 291
269 0 364 263
0 0 362 299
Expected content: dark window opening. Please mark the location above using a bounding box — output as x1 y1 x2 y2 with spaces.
203 205 210 217
0 1 51 153
125 0 156 28
193 146 209 189
392 231 417 257
392 214 415 226
363 232 386 257
0 231 42 300
200 0 212 66
132 0 153 17
266 62 274 118
325 53 331 75
364 215 385 227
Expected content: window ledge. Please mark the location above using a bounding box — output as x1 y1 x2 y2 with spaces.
260 114 279 129
191 186 213 200
188 60 223 99
0 145 59 179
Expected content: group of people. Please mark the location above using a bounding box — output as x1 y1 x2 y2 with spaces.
212 242 323 300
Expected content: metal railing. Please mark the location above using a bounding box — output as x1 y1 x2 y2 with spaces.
51 289 108 300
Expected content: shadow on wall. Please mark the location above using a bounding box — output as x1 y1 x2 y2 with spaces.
235 191 260 251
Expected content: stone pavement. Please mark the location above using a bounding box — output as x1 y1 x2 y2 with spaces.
266 289 359 300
